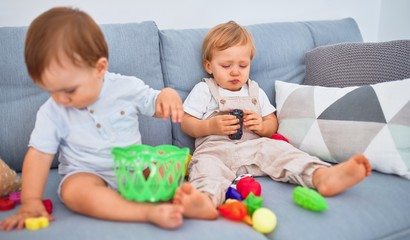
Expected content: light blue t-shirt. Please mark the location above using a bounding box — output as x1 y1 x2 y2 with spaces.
29 72 160 176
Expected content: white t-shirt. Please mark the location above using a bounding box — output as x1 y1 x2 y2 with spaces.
184 81 276 120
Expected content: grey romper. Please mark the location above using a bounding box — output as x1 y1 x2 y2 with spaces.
188 78 330 206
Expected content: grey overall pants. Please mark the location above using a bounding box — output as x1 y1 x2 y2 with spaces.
188 78 330 206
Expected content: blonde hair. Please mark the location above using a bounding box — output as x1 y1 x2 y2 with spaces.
25 7 108 83
202 21 255 66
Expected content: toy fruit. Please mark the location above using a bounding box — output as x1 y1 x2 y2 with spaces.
225 187 243 201
0 197 15 211
271 133 289 143
252 208 277 234
43 199 53 214
218 200 248 221
25 217 49 231
242 192 263 215
293 186 328 211
236 176 261 199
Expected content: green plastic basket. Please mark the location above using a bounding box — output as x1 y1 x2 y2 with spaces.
112 144 189 202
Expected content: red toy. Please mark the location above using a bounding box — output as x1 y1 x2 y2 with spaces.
0 197 15 211
43 199 53 214
271 133 289 143
236 176 262 199
0 191 53 214
218 200 248 221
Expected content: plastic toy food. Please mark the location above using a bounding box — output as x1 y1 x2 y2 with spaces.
0 197 15 211
242 192 263 215
293 186 328 211
252 208 277 234
236 176 262 199
229 109 244 140
225 187 243 201
25 217 49 231
9 191 21 204
271 133 289 143
112 144 189 202
222 174 277 234
43 199 53 214
218 200 248 221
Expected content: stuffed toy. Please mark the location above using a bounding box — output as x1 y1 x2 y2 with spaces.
0 158 21 197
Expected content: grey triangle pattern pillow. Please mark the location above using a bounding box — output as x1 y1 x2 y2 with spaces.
304 40 410 87
275 79 410 180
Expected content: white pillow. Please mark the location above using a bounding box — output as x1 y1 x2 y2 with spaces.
275 79 410 179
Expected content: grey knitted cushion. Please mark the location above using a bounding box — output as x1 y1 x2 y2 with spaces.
303 40 410 87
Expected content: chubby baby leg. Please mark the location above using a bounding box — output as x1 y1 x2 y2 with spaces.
312 154 372 197
173 182 218 220
60 172 183 229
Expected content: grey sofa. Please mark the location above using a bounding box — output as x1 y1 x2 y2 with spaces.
1 18 410 240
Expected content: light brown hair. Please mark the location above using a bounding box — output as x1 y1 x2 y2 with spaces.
24 7 108 83
202 21 255 66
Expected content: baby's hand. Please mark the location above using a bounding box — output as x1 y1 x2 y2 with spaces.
155 88 184 123
209 114 240 136
0 199 53 231
243 110 263 133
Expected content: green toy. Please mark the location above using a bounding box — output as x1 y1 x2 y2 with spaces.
242 192 263 215
112 144 189 202
292 186 328 211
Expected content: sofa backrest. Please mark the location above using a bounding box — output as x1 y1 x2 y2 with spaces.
0 21 171 171
159 18 363 152
100 22 172 148
0 26 49 171
0 18 362 172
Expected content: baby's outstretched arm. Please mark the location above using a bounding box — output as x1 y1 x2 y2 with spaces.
0 148 54 231
154 87 184 123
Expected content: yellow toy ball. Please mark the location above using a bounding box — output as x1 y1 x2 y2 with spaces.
252 208 277 234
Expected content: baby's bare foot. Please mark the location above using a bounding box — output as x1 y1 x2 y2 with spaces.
313 154 372 197
148 204 184 229
173 183 218 220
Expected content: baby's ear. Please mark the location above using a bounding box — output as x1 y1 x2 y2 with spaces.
204 60 212 74
95 57 108 74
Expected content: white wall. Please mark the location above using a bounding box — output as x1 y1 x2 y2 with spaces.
378 0 410 41
0 0 408 42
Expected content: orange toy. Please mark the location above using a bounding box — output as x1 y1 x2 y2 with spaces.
218 200 248 221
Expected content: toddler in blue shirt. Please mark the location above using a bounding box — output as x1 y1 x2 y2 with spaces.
0 7 192 230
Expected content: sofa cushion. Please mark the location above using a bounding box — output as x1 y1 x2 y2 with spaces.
2 170 410 240
304 40 410 87
261 172 410 239
0 170 268 240
159 18 362 152
275 79 410 179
